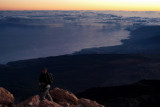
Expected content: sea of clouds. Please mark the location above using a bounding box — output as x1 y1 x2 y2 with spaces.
0 11 160 63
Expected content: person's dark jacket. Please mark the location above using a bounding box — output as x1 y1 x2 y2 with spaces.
39 73 51 86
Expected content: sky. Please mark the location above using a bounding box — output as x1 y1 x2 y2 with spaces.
0 0 160 11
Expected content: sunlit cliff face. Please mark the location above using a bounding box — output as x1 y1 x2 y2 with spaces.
0 0 160 11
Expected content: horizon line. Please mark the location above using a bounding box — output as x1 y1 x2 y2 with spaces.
0 9 160 12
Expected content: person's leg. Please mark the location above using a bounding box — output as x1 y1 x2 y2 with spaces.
46 85 53 102
40 86 49 101
40 86 44 101
46 91 53 102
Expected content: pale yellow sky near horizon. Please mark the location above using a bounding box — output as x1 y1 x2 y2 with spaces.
0 0 160 11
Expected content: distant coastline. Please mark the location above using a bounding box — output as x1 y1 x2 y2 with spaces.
74 25 160 54
0 11 160 64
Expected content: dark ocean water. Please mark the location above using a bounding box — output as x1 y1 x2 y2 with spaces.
0 11 160 63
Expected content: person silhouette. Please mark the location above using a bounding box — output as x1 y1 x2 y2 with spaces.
39 67 53 101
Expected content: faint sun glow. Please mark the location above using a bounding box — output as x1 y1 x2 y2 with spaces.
0 0 160 11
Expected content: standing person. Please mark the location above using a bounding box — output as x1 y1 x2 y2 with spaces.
39 67 53 102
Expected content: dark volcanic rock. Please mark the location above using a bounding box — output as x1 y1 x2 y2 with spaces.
17 95 40 107
78 80 160 107
49 87 104 107
15 87 104 107
50 87 79 106
38 100 62 107
2 54 160 103
0 54 159 101
78 98 104 107
0 87 14 106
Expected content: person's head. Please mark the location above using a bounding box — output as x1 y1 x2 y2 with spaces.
42 67 47 74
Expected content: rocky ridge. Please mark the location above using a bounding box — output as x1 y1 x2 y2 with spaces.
0 87 104 107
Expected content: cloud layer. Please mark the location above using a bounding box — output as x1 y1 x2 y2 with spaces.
0 11 160 63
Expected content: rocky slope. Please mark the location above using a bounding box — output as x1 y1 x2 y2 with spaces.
0 87 104 107
78 80 160 107
1 54 160 102
0 87 14 107
2 80 160 107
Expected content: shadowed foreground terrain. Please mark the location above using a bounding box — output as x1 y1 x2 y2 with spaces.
1 54 160 103
0 87 104 107
78 80 160 107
